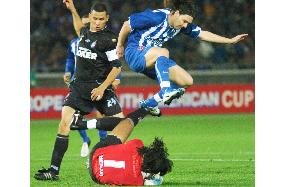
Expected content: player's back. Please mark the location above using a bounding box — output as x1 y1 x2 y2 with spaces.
91 139 144 186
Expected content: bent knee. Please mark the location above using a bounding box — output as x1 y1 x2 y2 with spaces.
183 77 194 88
58 118 71 134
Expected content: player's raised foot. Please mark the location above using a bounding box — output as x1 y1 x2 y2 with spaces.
140 99 161 117
70 112 87 130
34 167 59 181
163 88 185 105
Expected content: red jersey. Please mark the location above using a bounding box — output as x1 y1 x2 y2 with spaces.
91 139 144 186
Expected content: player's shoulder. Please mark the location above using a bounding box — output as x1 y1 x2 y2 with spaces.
133 8 168 24
126 139 144 148
103 28 118 38
151 8 170 21
152 8 171 15
101 28 118 45
80 25 89 36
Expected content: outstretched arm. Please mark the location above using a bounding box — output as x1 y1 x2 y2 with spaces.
63 0 84 36
116 21 131 58
199 31 248 44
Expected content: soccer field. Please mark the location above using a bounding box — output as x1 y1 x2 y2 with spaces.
30 114 255 186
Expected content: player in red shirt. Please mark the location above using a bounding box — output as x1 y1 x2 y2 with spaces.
69 108 173 186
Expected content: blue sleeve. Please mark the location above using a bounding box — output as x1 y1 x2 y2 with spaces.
180 24 202 38
129 9 166 31
65 44 75 76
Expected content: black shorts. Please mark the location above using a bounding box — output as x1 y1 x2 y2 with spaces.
63 80 122 116
88 135 122 183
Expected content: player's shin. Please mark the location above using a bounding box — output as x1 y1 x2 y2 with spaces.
94 108 149 130
78 130 90 143
126 108 149 126
155 57 177 90
155 56 172 93
50 134 69 175
91 117 124 130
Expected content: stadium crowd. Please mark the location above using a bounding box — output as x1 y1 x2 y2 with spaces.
31 0 254 73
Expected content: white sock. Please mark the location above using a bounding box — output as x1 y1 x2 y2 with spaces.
154 93 163 103
87 119 97 130
160 81 170 88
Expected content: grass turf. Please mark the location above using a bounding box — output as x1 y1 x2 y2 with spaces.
30 114 255 186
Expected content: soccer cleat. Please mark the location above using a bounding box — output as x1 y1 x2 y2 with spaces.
140 100 161 117
70 112 87 130
34 167 59 181
80 142 90 157
163 88 185 105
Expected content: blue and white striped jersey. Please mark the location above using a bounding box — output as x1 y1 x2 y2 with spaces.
127 8 201 47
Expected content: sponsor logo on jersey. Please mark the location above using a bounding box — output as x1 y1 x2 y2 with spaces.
99 155 104 176
77 47 97 60
91 40 97 48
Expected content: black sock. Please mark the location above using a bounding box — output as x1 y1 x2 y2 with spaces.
95 108 148 130
50 134 69 175
126 108 149 126
96 117 124 131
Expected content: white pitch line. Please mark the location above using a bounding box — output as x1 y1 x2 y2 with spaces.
172 152 254 155
172 158 255 162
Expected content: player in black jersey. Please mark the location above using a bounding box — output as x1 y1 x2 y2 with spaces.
34 0 124 181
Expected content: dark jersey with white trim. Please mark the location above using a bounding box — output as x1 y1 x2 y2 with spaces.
75 26 121 82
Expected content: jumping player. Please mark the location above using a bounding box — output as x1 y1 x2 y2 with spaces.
69 108 172 186
116 0 248 113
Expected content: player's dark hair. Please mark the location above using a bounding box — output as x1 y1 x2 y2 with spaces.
169 0 196 17
138 137 173 178
90 3 108 14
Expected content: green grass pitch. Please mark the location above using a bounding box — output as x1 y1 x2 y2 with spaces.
30 114 255 186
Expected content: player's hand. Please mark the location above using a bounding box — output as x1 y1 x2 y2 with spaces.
230 34 248 44
116 45 124 59
91 86 106 101
63 0 75 12
63 72 71 84
112 79 120 90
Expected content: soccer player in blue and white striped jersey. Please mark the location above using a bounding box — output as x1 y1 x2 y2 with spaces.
116 0 248 113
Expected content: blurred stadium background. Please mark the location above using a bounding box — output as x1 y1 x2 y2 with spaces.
30 0 254 86
30 0 255 186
